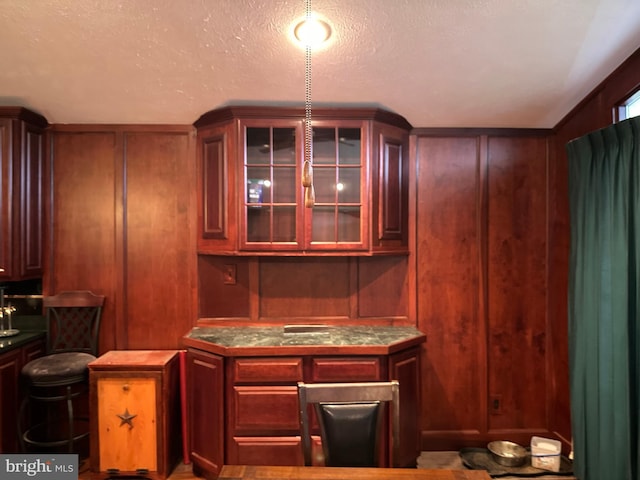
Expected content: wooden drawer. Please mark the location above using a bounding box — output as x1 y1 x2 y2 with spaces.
233 357 303 383
232 386 299 434
230 436 303 466
311 357 382 381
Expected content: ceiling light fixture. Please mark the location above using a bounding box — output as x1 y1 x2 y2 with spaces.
294 15 332 49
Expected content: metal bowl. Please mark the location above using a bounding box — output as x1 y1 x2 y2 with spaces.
487 440 528 467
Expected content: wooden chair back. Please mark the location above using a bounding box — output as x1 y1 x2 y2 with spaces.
298 380 400 467
43 290 105 355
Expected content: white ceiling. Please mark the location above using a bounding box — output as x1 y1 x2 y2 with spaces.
1 0 640 128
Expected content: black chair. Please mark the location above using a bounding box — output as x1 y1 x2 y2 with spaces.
297 380 400 467
18 290 105 453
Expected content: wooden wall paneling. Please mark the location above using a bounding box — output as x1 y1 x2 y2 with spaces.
197 254 411 325
198 255 251 319
407 134 418 327
258 258 350 320
546 136 571 445
415 135 485 449
249 258 260 322
48 126 197 351
47 129 120 352
348 256 359 320
486 136 548 434
123 128 196 349
357 256 409 320
414 131 554 450
556 48 640 138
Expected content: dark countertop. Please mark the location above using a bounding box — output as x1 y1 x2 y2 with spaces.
0 330 45 354
183 325 426 356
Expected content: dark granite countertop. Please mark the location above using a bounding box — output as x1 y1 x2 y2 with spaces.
0 330 45 354
183 325 426 356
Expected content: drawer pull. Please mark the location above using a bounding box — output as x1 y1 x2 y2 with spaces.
122 384 130 391
117 408 137 429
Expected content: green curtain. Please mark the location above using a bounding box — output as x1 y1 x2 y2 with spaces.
567 116 640 480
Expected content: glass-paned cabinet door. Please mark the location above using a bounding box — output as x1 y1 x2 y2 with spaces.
308 123 366 249
242 122 302 249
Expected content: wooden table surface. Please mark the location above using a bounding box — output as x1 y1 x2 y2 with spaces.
218 465 492 480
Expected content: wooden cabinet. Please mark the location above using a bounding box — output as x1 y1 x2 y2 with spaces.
227 355 389 468
185 334 423 479
89 350 181 480
227 357 306 468
187 348 224 479
195 106 411 255
0 107 47 281
0 337 45 453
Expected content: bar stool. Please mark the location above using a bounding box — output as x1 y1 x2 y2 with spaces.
18 290 105 454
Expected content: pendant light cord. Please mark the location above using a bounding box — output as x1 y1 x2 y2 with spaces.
303 0 315 207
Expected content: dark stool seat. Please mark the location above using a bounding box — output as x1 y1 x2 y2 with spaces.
18 291 104 454
22 352 96 386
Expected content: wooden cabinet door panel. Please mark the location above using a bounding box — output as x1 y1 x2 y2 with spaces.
0 339 44 453
0 109 46 281
0 349 21 453
389 347 421 467
18 122 44 278
376 126 408 243
188 350 224 476
232 386 299 434
198 122 238 254
97 377 157 472
0 119 11 278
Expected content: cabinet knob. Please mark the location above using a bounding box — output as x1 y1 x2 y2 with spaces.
122 384 130 391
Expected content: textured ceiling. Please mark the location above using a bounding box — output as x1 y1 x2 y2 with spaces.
1 0 640 128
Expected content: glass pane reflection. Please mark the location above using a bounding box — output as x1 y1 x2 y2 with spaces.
273 167 296 203
338 128 361 165
313 167 337 203
337 167 360 203
313 128 336 165
247 206 271 242
338 207 360 242
246 128 271 165
273 206 296 242
273 128 296 165
311 206 335 242
246 167 271 204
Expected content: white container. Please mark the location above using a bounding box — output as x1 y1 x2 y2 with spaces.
530 436 561 472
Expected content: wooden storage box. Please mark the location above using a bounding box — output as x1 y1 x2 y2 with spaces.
89 350 181 480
